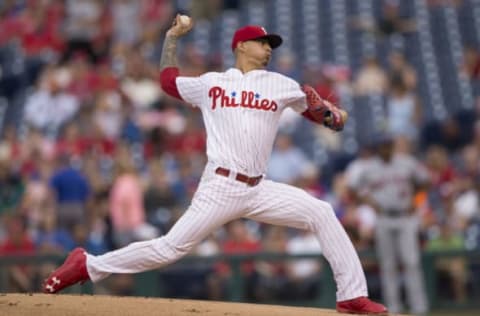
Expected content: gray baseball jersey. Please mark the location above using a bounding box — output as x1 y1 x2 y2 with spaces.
350 154 429 213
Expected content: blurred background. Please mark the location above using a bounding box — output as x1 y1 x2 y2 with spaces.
0 0 479 315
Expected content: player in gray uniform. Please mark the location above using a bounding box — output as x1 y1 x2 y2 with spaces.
347 135 429 315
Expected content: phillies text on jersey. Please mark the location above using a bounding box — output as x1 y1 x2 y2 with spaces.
176 68 306 176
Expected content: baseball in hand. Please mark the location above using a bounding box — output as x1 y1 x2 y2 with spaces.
179 15 191 26
324 109 348 126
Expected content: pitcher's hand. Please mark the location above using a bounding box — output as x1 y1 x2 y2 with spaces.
166 14 194 38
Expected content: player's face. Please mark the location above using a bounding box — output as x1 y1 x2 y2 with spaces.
243 38 272 67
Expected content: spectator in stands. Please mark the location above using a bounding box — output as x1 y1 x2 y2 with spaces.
267 133 315 184
21 171 54 237
443 117 468 152
35 208 75 292
111 0 141 46
120 49 162 111
169 154 204 204
425 145 458 191
60 0 106 64
353 57 388 96
196 233 222 299
49 154 90 233
55 122 90 158
315 66 340 105
0 215 35 292
460 46 480 80
23 66 80 137
139 0 173 35
17 129 53 178
143 159 177 233
35 211 74 254
0 125 21 161
71 222 107 255
180 43 209 76
90 59 120 94
422 117 467 154
285 230 323 300
474 120 480 153
0 157 24 216
424 144 458 222
194 233 220 258
426 222 467 303
388 51 417 92
109 153 158 247
88 189 115 251
376 1 416 38
212 220 262 301
81 153 109 198
66 55 95 102
93 90 125 140
254 226 288 301
296 165 325 199
386 76 422 143
332 173 376 246
351 0 416 42
15 0 64 85
344 146 375 193
456 144 480 182
273 51 301 81
85 123 118 159
344 224 382 300
451 145 480 230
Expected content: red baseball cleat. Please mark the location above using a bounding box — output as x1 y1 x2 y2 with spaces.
336 296 388 315
43 247 90 294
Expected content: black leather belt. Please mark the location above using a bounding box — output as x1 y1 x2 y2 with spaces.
383 210 407 218
215 167 262 187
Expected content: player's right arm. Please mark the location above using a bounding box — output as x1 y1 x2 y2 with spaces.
159 14 193 100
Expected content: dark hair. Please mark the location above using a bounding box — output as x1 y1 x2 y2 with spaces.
389 73 407 94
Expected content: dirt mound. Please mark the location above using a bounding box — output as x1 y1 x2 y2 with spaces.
0 293 343 316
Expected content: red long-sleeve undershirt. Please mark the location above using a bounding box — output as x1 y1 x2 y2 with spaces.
159 67 183 100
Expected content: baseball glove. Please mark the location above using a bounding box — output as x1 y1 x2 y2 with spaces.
301 84 347 131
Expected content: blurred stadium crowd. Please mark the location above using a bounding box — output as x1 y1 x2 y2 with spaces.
0 0 479 307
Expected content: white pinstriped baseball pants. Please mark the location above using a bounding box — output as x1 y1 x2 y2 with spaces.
86 164 367 301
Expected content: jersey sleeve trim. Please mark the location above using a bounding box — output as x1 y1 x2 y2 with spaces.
159 67 183 100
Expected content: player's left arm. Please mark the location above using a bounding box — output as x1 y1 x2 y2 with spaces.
411 158 431 191
300 84 348 131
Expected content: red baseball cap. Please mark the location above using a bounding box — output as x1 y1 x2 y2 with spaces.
231 25 283 51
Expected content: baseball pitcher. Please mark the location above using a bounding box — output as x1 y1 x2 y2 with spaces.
43 14 387 314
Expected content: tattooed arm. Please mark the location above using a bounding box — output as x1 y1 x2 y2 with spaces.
159 35 179 70
159 14 194 99
159 14 194 70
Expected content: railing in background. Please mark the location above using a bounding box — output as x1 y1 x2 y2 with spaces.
1 250 479 311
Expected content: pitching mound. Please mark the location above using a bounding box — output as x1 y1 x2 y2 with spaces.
0 293 346 316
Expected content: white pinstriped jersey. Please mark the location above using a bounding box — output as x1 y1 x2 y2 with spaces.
176 68 307 176
86 70 370 303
